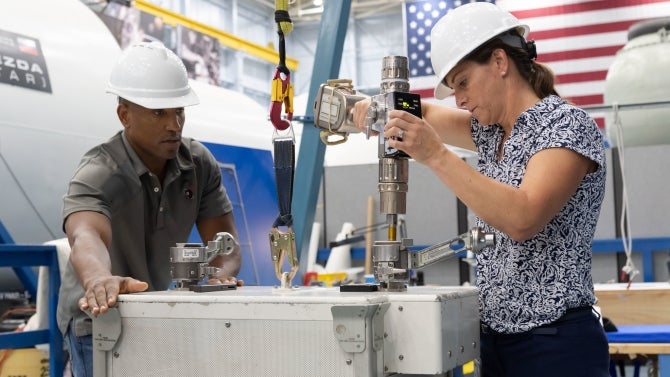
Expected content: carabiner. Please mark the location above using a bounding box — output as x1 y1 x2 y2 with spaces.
270 68 293 131
269 226 299 288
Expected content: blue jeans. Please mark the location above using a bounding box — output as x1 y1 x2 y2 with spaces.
66 322 93 377
480 307 610 377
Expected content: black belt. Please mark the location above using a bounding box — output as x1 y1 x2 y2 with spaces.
481 306 594 336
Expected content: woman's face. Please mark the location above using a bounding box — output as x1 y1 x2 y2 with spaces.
445 54 503 126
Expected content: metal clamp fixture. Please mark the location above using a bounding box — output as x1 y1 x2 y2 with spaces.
169 232 237 291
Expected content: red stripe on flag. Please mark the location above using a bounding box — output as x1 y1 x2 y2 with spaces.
528 19 644 40
594 117 606 129
565 93 604 107
538 45 622 62
556 70 608 85
510 0 670 19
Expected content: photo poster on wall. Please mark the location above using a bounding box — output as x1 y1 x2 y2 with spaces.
95 4 222 88
97 3 165 49
177 25 221 86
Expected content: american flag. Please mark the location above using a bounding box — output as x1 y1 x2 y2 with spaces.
405 0 495 98
405 0 670 129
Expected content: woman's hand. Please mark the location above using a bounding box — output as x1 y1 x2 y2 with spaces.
352 98 375 134
385 109 448 166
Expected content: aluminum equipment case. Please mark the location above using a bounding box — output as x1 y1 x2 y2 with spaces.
92 286 479 377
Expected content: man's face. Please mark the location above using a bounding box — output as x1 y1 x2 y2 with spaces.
118 100 185 173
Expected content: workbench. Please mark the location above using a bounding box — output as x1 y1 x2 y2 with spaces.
596 283 670 377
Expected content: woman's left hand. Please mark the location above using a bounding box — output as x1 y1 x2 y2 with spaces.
385 109 448 166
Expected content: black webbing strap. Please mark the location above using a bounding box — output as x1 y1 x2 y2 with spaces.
274 7 291 75
275 9 291 24
272 137 295 228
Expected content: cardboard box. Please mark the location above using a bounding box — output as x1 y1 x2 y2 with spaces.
0 348 49 377
595 282 670 325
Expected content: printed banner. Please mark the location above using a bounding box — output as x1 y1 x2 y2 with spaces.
0 29 52 93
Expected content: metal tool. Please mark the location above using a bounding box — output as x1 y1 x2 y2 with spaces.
169 232 237 291
314 56 420 241
269 227 299 289
373 227 495 291
314 56 496 292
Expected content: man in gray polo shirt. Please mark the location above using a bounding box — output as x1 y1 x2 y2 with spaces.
56 41 242 377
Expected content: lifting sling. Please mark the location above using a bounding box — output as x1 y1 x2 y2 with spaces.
268 0 298 289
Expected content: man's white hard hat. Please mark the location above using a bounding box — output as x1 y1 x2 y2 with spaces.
430 2 529 99
106 41 199 109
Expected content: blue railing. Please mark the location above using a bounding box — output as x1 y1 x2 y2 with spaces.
0 244 64 377
0 220 38 298
591 237 670 282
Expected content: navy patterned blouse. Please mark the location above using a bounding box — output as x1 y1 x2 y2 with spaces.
471 95 606 333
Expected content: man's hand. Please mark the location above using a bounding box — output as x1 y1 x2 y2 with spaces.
79 276 148 316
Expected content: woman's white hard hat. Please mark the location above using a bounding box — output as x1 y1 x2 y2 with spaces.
430 2 529 99
106 41 199 109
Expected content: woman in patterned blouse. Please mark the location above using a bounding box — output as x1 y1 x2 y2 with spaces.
353 3 610 376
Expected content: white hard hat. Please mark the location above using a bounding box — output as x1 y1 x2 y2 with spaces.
106 41 199 109
431 2 529 99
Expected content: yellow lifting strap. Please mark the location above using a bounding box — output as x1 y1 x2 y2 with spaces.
275 0 293 35
269 0 294 131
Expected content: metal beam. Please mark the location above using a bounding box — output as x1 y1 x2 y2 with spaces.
134 0 299 71
293 1 352 280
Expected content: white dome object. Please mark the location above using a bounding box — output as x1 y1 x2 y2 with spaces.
604 18 670 147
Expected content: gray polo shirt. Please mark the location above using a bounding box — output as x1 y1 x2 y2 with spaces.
57 130 232 336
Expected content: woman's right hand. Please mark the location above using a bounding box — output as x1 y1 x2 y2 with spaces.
352 98 377 135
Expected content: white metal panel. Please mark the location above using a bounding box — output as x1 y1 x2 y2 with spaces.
96 286 479 377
